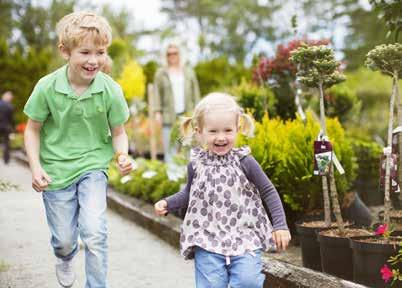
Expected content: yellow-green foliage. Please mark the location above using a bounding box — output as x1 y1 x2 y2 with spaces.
343 67 401 138
117 60 146 102
108 158 184 203
238 112 357 212
225 79 277 121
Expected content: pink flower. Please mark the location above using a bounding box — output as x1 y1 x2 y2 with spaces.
380 264 394 283
376 224 388 236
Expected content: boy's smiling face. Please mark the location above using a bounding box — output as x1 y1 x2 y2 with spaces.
61 35 107 86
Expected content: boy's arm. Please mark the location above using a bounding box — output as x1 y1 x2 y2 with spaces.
111 125 132 176
241 156 289 231
24 119 51 192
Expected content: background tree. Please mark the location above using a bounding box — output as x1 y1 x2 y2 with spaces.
194 56 250 95
117 60 146 103
161 0 281 62
366 43 402 225
369 0 402 42
291 45 346 232
299 0 393 70
253 39 329 120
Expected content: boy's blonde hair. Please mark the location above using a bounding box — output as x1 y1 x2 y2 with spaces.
56 11 112 51
180 92 255 146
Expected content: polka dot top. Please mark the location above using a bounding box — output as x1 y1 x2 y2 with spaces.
166 146 287 260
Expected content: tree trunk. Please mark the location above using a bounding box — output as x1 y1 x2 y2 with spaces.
396 74 402 203
319 82 331 226
319 82 327 135
328 164 345 234
322 176 331 226
147 83 157 160
383 73 398 225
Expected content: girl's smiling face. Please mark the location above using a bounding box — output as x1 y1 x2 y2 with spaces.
197 109 238 156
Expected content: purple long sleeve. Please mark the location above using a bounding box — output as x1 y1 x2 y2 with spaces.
241 156 289 231
165 156 289 231
165 163 194 211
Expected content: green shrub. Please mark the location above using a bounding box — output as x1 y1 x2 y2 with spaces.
238 112 357 212
195 56 251 96
342 67 395 139
351 139 382 205
10 133 24 150
226 79 277 121
108 158 186 204
305 83 361 125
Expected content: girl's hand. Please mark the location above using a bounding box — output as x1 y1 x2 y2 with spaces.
272 230 291 251
154 200 168 216
116 153 133 176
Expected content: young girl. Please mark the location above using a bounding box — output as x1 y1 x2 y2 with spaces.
154 92 291 288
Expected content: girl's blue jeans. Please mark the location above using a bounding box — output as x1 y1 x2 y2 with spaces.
194 247 265 288
42 170 108 288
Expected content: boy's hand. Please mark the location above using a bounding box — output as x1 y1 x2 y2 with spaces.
32 167 52 192
154 200 168 216
272 230 291 251
116 153 133 176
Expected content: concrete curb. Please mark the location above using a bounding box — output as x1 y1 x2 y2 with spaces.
13 151 367 288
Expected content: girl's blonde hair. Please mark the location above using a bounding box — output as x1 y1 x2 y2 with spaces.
180 92 255 146
56 11 112 51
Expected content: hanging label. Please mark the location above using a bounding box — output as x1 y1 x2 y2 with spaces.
380 153 400 193
314 140 333 176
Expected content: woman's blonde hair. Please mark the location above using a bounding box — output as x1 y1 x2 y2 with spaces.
180 92 255 146
56 11 112 51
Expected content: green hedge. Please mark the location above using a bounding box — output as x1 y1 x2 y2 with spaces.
108 158 185 204
351 139 383 205
226 79 277 121
110 113 361 214
238 112 357 212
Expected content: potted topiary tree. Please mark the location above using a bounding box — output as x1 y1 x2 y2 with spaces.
350 43 402 287
253 38 329 120
290 45 371 278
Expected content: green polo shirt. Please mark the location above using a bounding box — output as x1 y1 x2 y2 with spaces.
24 65 130 190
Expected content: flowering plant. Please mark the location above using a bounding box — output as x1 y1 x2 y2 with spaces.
15 122 26 134
253 38 329 85
375 223 392 238
380 242 402 286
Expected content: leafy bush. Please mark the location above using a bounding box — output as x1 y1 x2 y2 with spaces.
195 56 251 96
253 38 329 120
342 68 395 139
325 84 362 124
226 79 277 121
238 112 357 212
108 158 185 204
10 133 24 150
351 139 383 205
117 60 146 102
306 83 362 125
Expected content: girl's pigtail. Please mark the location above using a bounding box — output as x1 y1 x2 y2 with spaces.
240 112 255 138
180 116 194 146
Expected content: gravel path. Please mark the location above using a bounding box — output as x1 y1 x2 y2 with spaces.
0 159 195 288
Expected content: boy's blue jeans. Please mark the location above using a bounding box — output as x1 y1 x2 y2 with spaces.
194 247 265 288
42 171 108 288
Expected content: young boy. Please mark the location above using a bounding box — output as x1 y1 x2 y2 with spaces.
23 12 132 288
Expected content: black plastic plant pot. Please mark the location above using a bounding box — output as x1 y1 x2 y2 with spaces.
318 232 353 281
295 223 323 271
350 235 402 288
